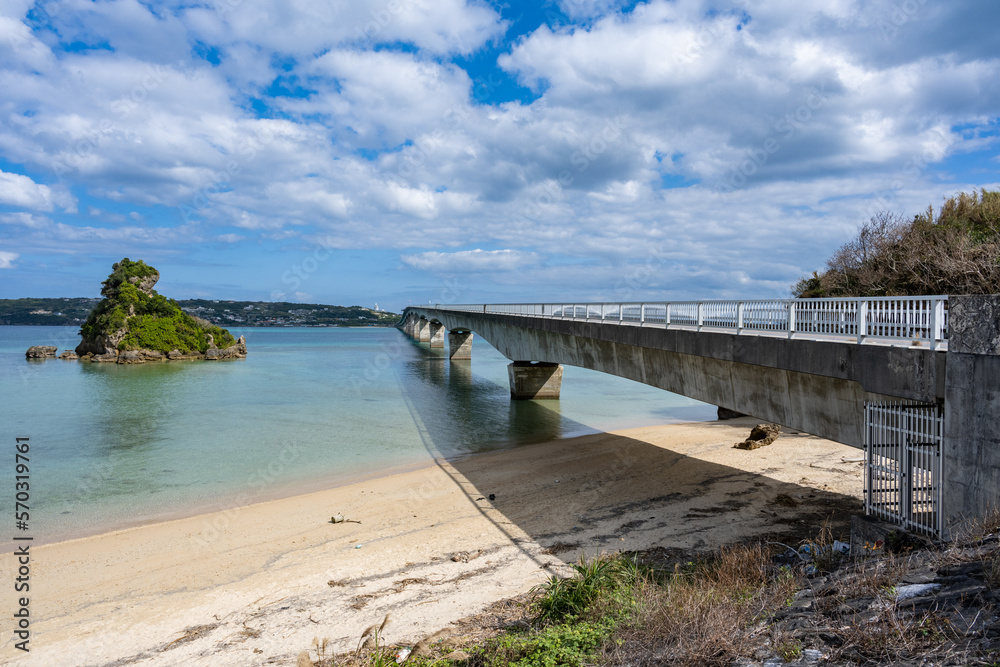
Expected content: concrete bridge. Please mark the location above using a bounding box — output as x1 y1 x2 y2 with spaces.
400 296 1000 538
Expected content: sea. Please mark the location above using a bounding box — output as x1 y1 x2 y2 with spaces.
0 325 715 544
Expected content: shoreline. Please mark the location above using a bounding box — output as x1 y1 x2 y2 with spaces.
17 455 448 551
22 414 706 550
1 419 866 666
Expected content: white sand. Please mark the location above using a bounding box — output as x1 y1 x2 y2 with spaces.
0 419 864 666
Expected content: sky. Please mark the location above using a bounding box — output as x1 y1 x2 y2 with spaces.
0 0 998 312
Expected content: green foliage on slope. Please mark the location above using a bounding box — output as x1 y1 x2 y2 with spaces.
793 189 1000 297
79 258 236 353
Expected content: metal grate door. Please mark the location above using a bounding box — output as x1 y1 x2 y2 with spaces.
864 401 943 539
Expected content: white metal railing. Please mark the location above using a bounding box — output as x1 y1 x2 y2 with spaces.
433 296 949 349
865 401 943 539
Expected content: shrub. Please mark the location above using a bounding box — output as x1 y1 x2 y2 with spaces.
478 620 611 667
793 189 1000 297
532 554 644 624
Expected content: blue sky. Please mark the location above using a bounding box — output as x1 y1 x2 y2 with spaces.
0 0 998 312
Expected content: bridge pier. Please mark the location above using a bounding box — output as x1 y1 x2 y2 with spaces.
508 361 562 400
448 330 473 360
428 322 445 348
417 318 430 342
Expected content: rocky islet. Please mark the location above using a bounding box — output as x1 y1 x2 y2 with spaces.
25 258 247 364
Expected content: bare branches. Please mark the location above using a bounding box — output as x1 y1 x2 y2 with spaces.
793 190 1000 297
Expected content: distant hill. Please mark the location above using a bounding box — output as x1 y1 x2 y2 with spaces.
0 297 399 327
176 300 399 327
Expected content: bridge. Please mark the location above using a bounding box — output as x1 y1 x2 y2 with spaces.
400 295 1000 540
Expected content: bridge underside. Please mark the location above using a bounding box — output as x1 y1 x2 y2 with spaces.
403 308 945 449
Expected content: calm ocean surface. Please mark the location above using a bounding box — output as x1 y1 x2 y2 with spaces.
0 325 714 544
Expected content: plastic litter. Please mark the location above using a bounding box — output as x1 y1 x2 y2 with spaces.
395 647 412 663
895 583 941 601
801 648 824 665
770 539 850 568
355 544 363 549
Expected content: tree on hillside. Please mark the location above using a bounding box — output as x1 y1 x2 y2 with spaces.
793 189 1000 297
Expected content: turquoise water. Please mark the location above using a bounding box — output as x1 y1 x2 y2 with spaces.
0 326 714 543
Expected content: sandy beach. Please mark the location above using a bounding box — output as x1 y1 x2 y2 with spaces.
1 418 865 666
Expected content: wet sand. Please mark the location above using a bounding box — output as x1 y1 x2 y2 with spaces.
1 418 865 666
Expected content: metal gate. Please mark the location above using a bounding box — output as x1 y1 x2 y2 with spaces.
864 401 943 539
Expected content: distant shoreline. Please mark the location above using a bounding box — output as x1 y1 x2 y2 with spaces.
0 297 400 327
1 322 396 327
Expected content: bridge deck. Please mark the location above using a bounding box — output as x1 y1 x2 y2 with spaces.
438 296 950 351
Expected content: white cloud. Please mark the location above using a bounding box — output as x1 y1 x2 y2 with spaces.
0 212 49 228
40 0 190 63
382 182 439 219
298 49 472 148
0 170 74 211
557 0 630 21
181 0 504 57
401 249 539 273
0 249 18 268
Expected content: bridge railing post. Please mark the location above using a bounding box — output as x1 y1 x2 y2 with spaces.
697 302 704 331
788 301 796 339
619 304 623 323
665 303 671 328
640 303 645 326
930 298 944 350
737 301 744 334
857 299 868 344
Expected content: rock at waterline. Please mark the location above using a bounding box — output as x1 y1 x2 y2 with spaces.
25 346 57 358
118 350 145 364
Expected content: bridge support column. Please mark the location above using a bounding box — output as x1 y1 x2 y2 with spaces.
403 315 415 338
942 296 1000 537
417 319 430 342
508 361 562 400
429 322 445 348
448 330 473 360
